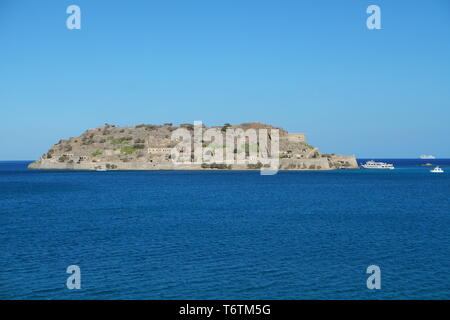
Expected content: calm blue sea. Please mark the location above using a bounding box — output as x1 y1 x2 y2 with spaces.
1 159 450 300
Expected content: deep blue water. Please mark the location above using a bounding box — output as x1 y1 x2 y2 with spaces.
1 160 450 300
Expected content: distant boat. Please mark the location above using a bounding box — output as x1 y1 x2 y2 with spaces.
96 166 107 172
361 160 395 170
420 155 436 159
421 163 433 166
430 166 444 173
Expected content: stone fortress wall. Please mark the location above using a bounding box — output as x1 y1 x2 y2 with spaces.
287 133 305 143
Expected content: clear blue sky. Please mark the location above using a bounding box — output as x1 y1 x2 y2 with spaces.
1 0 449 160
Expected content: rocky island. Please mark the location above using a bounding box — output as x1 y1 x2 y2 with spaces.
28 123 358 170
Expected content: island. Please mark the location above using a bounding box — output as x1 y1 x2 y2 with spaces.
28 122 358 170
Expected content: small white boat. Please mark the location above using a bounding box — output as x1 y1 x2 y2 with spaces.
96 166 107 172
420 155 436 159
430 166 444 173
361 160 395 170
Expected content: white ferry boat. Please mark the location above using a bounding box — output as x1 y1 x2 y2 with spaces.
430 166 444 173
420 155 436 159
361 160 395 170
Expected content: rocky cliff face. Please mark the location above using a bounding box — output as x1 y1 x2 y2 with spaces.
28 123 358 170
